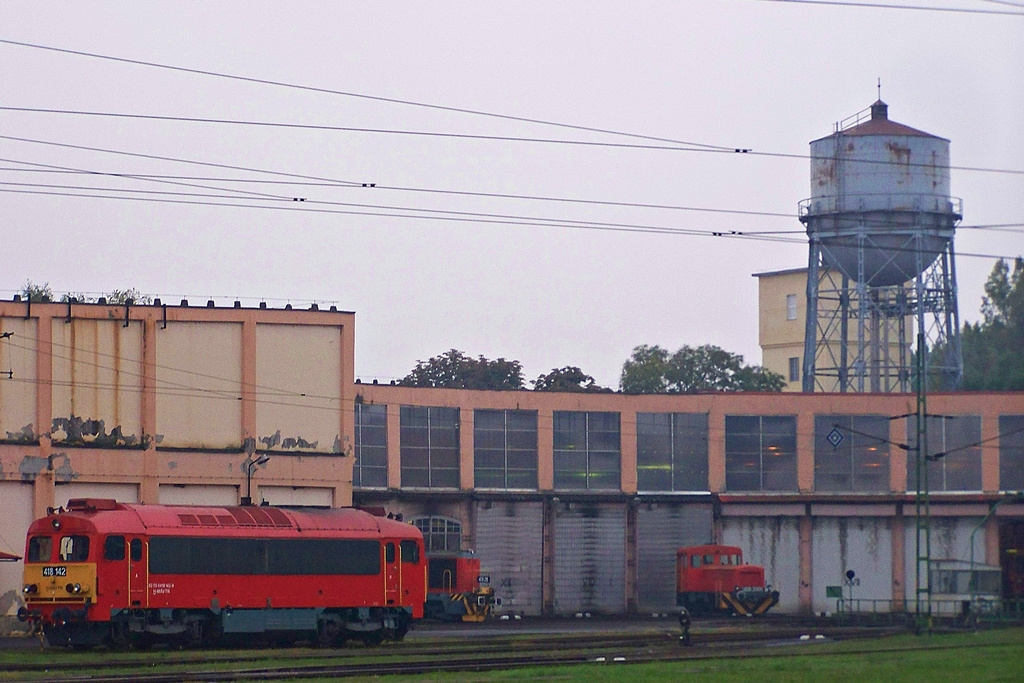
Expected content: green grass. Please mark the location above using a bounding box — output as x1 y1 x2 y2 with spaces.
337 628 1024 683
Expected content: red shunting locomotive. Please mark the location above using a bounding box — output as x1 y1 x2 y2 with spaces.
425 551 499 622
676 544 779 616
19 498 426 648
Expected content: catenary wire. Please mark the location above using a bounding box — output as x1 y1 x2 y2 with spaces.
758 0 1024 15
3 107 1023 176
3 166 1023 235
5 186 1020 261
0 186 810 244
0 39 739 152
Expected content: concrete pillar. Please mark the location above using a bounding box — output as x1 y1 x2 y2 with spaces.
799 513 813 613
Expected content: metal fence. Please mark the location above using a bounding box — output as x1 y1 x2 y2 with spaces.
833 598 1024 627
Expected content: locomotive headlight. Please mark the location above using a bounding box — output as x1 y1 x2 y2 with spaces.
51 519 61 529
23 584 38 594
65 583 83 594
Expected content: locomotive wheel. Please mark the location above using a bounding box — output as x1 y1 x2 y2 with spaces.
317 618 342 647
107 623 131 651
394 618 410 642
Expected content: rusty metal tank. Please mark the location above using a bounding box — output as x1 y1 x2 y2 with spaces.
799 101 960 286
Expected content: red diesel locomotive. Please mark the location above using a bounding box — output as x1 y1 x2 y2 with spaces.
676 544 779 616
19 499 426 648
425 551 499 622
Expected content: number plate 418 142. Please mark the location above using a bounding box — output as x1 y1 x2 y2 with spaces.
42 566 67 577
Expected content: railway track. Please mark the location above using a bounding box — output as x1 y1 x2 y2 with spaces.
1 625 908 682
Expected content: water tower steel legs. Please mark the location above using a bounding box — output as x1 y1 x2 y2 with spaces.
802 233 962 393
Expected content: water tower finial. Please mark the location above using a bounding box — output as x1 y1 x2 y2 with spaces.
877 77 881 101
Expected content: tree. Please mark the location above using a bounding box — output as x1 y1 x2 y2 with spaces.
961 257 1024 391
619 343 785 394
532 366 610 393
399 349 525 390
20 280 53 302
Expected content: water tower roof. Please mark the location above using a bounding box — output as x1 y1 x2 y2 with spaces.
816 100 947 141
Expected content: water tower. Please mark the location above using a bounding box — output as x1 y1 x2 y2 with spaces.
799 100 962 392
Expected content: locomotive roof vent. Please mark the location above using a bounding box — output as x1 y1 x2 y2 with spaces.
66 498 120 512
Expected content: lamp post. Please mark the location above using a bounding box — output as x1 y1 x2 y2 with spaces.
241 454 270 506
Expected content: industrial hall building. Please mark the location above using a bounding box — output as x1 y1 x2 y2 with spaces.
1 297 1023 631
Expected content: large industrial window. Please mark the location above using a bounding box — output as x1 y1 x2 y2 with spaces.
553 411 621 490
786 294 798 320
999 415 1024 491
400 406 460 488
411 516 462 553
354 403 388 488
474 409 538 490
907 415 982 491
814 415 890 492
636 412 708 492
788 357 800 383
725 415 798 491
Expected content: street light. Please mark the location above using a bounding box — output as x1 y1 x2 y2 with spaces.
241 454 271 506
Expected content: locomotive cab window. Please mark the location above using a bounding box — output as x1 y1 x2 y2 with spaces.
733 554 741 565
104 535 126 561
59 535 90 562
385 542 396 563
28 536 52 562
400 540 420 564
690 555 700 568
130 539 142 562
703 554 714 565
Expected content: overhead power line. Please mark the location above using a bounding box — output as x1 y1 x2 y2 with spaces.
4 186 1019 261
3 107 1022 176
759 0 1024 15
2 166 1022 234
0 39 739 152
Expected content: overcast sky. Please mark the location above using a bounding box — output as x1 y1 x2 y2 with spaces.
2 1 1022 388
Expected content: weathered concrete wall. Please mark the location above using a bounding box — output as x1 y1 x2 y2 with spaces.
156 321 243 449
255 323 342 454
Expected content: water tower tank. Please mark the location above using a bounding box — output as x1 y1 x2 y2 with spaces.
799 100 960 286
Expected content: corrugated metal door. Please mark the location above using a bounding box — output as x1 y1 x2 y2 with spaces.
554 503 625 615
722 517 802 613
0 482 34 618
636 503 714 612
55 482 139 507
474 501 544 615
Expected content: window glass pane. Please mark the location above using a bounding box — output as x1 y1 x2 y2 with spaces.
474 409 505 430
402 468 429 488
130 538 142 562
505 470 538 489
104 535 126 561
430 468 460 489
726 415 796 492
474 409 537 491
28 536 52 563
59 535 90 562
475 469 506 489
1000 416 1024 491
